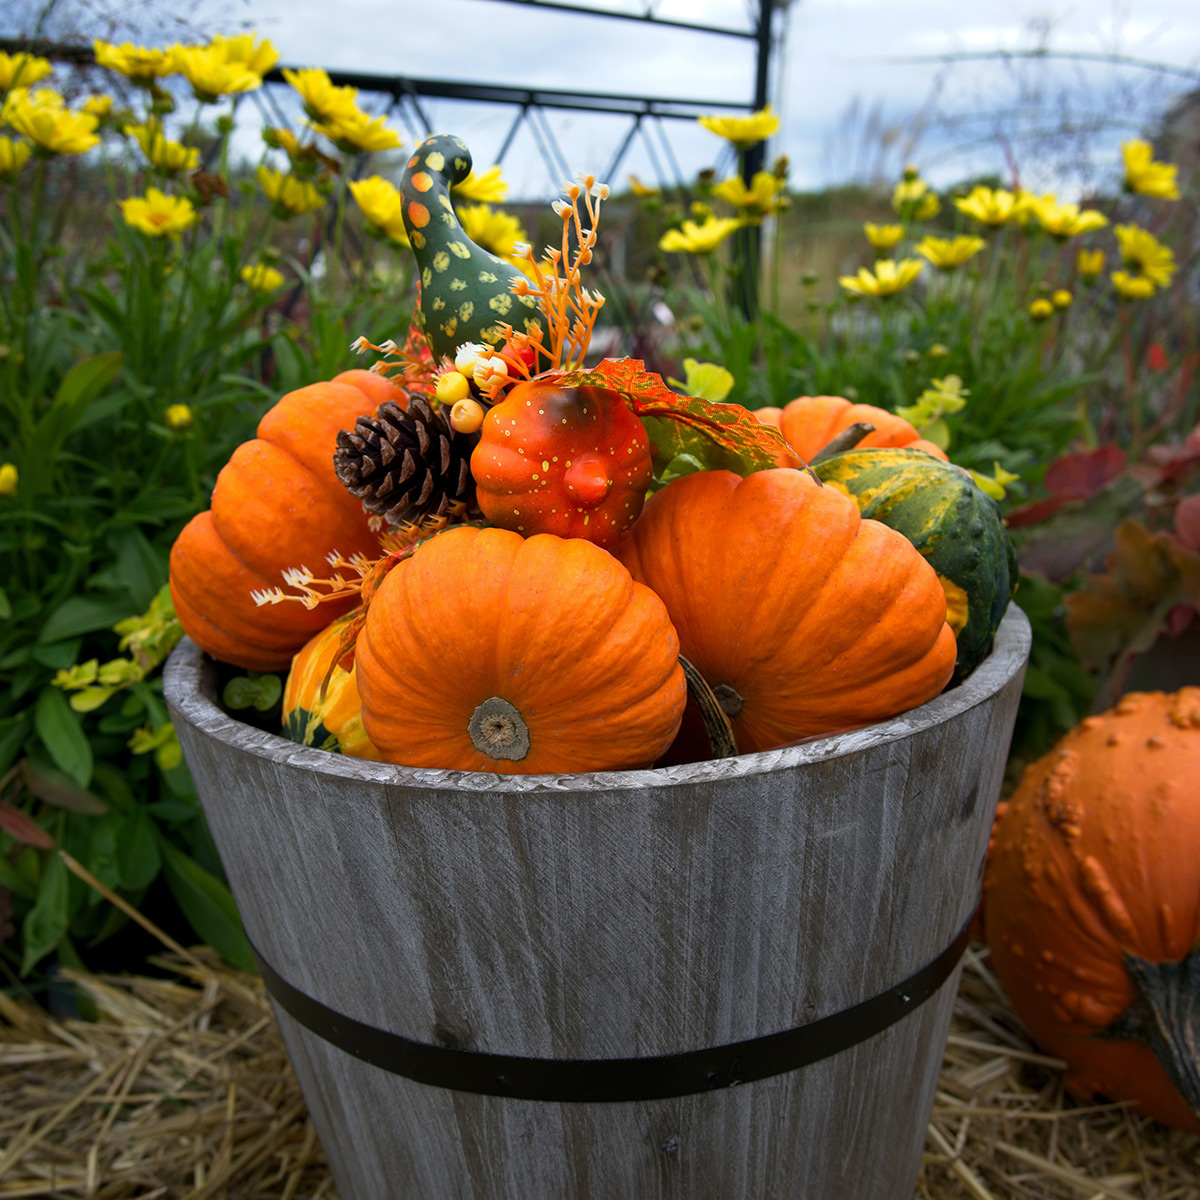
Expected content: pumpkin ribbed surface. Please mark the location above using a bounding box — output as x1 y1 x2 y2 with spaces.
778 395 948 462
282 612 381 760
169 369 401 671
356 527 686 773
982 689 1200 1132
613 469 957 753
814 447 1017 684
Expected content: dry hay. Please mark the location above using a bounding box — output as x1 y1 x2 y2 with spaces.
0 945 1197 1199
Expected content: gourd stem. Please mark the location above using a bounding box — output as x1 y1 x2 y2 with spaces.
808 422 877 467
1107 945 1200 1117
678 656 738 760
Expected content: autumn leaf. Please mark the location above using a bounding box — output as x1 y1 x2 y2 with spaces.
550 358 799 477
1066 519 1200 673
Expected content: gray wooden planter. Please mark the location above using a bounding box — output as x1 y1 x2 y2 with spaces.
164 605 1030 1200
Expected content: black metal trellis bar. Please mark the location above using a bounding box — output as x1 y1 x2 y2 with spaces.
483 0 758 41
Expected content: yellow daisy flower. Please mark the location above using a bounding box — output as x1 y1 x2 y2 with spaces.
839 258 925 298
697 105 779 150
208 33 279 76
915 235 986 270
0 462 17 495
1111 271 1156 301
1076 248 1105 281
348 175 410 245
93 40 175 87
864 222 904 250
1028 298 1054 321
453 165 507 202
240 263 285 292
164 404 193 431
120 186 198 238
954 185 1020 226
892 177 940 221
1051 289 1072 309
627 174 660 199
0 51 52 93
312 106 402 155
82 95 114 120
171 45 262 103
1033 197 1108 239
711 171 785 218
281 67 358 125
658 215 744 255
1113 224 1176 288
125 121 200 172
1121 139 1178 201
0 135 32 180
4 89 99 156
257 166 326 218
457 203 528 260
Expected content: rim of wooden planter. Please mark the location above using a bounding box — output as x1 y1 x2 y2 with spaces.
164 603 1030 793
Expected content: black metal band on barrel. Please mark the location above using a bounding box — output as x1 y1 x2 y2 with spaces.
251 917 972 1104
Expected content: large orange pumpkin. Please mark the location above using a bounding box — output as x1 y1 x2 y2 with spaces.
768 395 948 462
170 369 403 671
355 527 686 773
981 689 1200 1132
613 469 957 753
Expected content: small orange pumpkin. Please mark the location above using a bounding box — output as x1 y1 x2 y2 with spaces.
613 469 957 753
355 527 686 773
778 395 948 462
170 370 404 671
470 381 653 549
981 689 1200 1132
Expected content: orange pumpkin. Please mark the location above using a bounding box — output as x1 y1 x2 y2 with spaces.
470 381 653 549
356 527 686 773
613 469 957 753
170 370 404 671
981 689 1200 1132
778 395 948 462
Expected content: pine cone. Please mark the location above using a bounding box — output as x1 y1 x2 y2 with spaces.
333 397 478 526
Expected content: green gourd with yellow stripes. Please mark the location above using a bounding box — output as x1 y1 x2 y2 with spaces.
813 447 1018 684
282 611 381 760
400 133 539 362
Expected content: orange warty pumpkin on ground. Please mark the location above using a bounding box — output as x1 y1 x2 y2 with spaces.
355 527 686 773
981 689 1200 1133
773 395 948 462
170 369 404 671
613 469 957 753
470 381 653 549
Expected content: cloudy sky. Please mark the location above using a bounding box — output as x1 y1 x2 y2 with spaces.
13 0 1200 196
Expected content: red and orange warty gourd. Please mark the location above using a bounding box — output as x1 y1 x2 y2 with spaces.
613 469 957 754
470 381 653 549
355 527 686 773
772 395 948 462
282 611 381 761
981 689 1200 1133
170 369 404 671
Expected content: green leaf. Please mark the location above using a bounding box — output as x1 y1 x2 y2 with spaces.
223 673 283 712
39 594 137 644
31 638 83 670
0 585 11 621
158 838 255 971
114 529 168 612
33 688 93 788
21 853 70 975
0 715 29 778
21 760 108 815
116 811 160 891
41 352 124 438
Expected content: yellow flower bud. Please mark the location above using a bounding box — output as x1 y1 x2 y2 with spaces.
1028 298 1054 321
435 370 471 405
1051 289 1072 309
0 462 17 495
164 403 193 430
450 398 485 434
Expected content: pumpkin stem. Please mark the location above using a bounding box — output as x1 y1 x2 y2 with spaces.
679 656 738 759
1106 945 1200 1117
467 696 531 761
808 422 877 466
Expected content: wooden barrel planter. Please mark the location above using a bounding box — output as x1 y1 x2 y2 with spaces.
164 604 1031 1200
